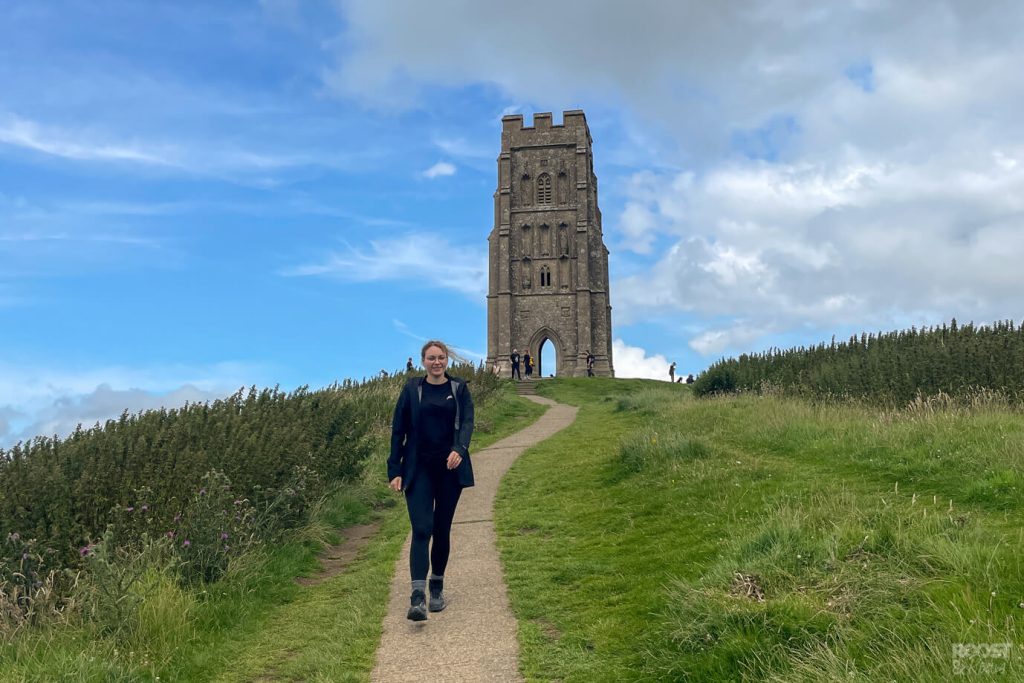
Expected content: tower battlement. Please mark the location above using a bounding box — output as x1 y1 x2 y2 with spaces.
501 110 589 134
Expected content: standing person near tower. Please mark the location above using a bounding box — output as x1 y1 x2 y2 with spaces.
586 350 595 376
388 340 475 621
510 348 521 380
523 351 533 378
669 361 676 383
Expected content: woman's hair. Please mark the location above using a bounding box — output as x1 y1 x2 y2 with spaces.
421 339 450 360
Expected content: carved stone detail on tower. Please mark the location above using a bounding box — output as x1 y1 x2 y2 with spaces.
486 110 615 377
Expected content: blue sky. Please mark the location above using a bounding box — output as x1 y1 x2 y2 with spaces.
3 0 1023 445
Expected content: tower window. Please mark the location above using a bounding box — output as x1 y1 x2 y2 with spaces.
537 173 552 205
540 265 552 287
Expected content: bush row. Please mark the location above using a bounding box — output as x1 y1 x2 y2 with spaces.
693 319 1024 405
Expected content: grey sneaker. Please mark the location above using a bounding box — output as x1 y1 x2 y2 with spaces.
407 589 427 621
428 578 446 612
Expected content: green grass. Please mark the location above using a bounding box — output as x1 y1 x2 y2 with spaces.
8 376 1022 681
495 378 1024 682
0 382 546 682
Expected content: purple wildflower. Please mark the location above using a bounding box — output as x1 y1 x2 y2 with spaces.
126 506 135 513
140 504 149 512
233 499 243 506
220 532 229 541
79 545 90 556
199 488 206 496
166 530 175 539
182 539 191 548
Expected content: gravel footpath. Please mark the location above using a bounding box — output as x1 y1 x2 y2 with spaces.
371 395 578 682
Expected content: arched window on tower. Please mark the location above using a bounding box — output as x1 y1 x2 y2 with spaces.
537 173 552 205
540 265 552 288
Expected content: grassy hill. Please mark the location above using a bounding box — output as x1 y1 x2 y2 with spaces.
496 378 1022 681
3 375 1020 680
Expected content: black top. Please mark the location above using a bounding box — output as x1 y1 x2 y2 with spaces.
417 379 456 460
388 374 475 489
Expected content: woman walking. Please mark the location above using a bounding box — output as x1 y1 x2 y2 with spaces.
388 340 475 621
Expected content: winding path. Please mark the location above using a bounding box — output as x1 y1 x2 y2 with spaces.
371 395 578 682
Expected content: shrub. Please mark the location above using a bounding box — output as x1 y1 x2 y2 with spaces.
0 532 78 638
80 527 173 636
165 471 261 586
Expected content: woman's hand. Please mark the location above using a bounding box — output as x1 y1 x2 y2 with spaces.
446 450 463 470
389 476 402 491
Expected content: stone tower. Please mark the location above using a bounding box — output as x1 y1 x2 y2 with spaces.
486 110 614 378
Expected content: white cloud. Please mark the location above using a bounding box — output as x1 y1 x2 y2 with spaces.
612 339 674 381
0 113 174 165
618 203 658 254
0 111 378 181
613 149 1024 340
689 323 772 357
433 136 489 160
281 233 487 299
422 161 456 178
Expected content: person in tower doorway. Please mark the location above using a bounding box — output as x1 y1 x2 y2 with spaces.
510 348 521 380
586 350 595 377
523 351 533 378
669 361 676 383
388 340 475 621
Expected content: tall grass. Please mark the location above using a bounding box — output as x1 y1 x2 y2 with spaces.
498 378 1023 681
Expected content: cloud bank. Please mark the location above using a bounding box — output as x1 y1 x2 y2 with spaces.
328 0 1024 357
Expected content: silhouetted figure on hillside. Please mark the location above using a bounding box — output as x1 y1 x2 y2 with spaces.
685 373 695 384
669 361 676 383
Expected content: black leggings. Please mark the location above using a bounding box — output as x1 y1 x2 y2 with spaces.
405 459 463 581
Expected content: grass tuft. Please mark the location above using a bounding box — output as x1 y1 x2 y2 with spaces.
618 428 711 474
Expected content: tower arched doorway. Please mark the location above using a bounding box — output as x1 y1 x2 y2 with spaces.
539 339 556 377
529 327 563 378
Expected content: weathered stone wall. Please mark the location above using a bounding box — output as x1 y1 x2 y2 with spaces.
486 110 615 377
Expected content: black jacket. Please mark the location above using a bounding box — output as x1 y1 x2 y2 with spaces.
388 374 475 490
